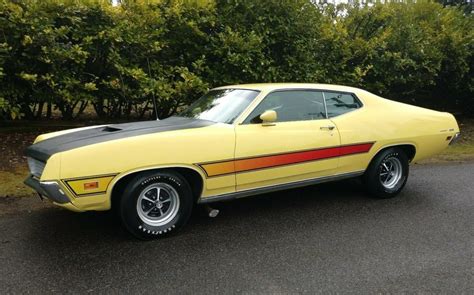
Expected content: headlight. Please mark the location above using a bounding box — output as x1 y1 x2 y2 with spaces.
27 157 46 178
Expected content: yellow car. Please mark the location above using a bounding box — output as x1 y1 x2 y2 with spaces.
24 83 460 239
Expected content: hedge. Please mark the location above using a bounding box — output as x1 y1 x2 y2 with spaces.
0 0 472 120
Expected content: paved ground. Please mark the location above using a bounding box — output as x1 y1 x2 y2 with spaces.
0 162 472 293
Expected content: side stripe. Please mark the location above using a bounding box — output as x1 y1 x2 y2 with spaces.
198 142 374 178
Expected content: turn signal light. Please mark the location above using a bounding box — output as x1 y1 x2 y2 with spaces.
84 182 99 190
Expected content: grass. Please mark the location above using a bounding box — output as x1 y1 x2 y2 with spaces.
0 167 32 198
1 119 473 198
420 119 474 163
421 144 474 163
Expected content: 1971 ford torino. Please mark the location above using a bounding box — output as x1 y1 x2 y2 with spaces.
24 83 460 239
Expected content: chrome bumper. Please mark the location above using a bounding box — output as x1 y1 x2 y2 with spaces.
24 175 70 204
449 132 461 145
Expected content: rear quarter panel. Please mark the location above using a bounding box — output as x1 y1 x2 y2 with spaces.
332 90 459 173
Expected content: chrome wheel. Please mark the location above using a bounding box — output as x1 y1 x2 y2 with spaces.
379 157 403 189
136 183 180 227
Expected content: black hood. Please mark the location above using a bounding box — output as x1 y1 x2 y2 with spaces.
26 116 215 162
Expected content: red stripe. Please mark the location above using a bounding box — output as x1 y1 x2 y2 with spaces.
200 142 374 177
338 143 374 156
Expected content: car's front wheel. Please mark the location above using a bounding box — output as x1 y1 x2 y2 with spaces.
119 171 193 239
364 147 409 198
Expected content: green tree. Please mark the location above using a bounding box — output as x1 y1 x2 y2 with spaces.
0 0 472 120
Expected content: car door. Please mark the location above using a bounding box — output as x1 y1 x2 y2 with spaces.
323 90 374 174
234 90 341 191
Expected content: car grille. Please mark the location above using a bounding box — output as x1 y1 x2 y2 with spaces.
27 157 46 178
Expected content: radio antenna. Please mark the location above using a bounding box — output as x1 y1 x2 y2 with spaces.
147 57 159 120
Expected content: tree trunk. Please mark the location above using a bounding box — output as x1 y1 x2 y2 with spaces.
93 100 106 118
46 102 52 119
36 102 44 119
74 101 88 119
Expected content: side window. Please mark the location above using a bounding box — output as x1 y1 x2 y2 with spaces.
324 92 361 118
245 90 326 124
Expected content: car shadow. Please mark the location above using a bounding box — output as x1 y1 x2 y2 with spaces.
3 177 432 291
20 178 419 245
2 164 467 293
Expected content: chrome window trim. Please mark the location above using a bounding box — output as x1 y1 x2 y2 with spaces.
322 90 363 119
322 92 329 119
241 88 329 124
239 88 364 124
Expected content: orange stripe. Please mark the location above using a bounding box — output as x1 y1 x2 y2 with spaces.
199 142 374 177
201 161 235 178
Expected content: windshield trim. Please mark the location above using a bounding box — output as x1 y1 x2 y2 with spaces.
211 87 262 92
179 88 261 125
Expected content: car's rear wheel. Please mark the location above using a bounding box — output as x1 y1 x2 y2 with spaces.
364 147 409 198
119 171 193 240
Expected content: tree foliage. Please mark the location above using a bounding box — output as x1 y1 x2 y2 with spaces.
0 0 472 120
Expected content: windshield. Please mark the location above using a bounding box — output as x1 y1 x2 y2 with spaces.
179 89 260 124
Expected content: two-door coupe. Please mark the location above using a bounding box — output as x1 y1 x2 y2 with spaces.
24 83 460 239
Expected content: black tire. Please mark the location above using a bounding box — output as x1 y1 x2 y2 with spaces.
119 171 193 240
364 147 409 199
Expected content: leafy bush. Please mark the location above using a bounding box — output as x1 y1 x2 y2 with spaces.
0 0 472 120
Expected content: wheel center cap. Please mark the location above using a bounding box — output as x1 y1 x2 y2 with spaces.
156 201 163 208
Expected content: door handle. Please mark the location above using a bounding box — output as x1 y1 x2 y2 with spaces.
320 125 335 131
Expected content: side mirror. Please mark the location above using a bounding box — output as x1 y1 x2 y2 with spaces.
259 110 277 126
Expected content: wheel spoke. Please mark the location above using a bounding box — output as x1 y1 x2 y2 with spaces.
142 196 155 203
159 191 171 201
155 187 161 199
378 157 404 189
136 183 180 226
144 206 155 215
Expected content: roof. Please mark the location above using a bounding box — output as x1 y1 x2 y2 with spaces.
213 83 363 93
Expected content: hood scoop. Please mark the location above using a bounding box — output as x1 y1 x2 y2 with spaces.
102 126 122 132
25 117 215 162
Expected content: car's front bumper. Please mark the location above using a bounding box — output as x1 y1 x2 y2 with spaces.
24 175 70 204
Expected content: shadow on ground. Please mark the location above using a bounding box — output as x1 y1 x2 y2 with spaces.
1 163 472 293
22 179 380 244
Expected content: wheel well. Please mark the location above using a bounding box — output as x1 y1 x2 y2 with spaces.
172 167 204 201
111 167 204 210
377 144 416 162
